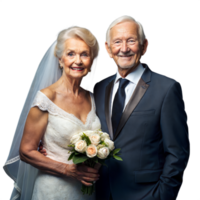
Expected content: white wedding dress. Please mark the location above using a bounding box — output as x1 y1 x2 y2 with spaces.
31 91 101 200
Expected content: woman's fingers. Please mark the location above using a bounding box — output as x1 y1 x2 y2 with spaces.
81 176 99 182
81 180 93 186
76 170 99 183
77 165 99 182
66 164 100 184
77 164 99 174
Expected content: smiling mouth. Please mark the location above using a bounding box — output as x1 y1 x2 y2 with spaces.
118 55 134 57
70 67 84 71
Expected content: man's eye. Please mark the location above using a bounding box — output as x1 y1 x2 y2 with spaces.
115 41 120 44
68 53 74 56
128 40 135 43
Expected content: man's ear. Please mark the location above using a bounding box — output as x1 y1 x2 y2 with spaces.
105 42 113 58
141 39 148 55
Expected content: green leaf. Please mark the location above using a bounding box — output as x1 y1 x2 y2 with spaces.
112 148 121 155
73 155 89 164
113 155 123 161
68 152 75 161
100 141 106 146
83 133 91 145
75 151 81 156
68 144 75 148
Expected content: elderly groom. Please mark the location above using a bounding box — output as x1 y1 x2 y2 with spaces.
94 16 189 200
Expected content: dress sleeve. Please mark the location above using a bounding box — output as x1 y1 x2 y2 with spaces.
31 91 49 112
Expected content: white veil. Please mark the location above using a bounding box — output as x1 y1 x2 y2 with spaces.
3 40 97 200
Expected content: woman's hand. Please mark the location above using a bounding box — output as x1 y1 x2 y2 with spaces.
66 164 100 186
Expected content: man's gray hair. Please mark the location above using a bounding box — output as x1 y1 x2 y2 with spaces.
106 15 146 46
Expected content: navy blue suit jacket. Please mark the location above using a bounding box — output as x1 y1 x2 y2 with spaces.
94 64 189 200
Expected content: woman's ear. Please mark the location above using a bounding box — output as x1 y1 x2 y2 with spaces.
103 41 112 60
59 58 63 68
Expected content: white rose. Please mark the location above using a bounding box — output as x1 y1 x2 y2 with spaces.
100 132 110 141
86 144 97 158
83 130 94 137
95 130 103 135
104 138 115 151
97 147 110 159
70 133 82 144
89 134 101 146
75 140 87 153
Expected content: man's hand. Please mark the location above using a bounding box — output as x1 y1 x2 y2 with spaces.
66 163 100 186
38 141 47 156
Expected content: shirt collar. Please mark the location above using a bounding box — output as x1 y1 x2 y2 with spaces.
114 63 145 85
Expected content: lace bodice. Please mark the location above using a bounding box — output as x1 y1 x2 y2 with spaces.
31 91 101 164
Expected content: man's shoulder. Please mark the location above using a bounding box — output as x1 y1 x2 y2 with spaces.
94 74 116 89
151 70 178 85
149 70 182 95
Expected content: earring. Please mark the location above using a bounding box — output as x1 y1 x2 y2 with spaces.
59 63 63 69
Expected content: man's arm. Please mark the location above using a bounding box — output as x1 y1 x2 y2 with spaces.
159 81 190 200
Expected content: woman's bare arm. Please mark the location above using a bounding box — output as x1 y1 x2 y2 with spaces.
20 107 68 176
20 107 99 185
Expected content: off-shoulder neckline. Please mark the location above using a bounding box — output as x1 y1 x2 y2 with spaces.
38 90 94 126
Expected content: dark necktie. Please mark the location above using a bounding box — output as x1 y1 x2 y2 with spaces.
112 78 129 136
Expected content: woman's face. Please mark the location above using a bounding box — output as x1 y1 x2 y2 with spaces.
60 37 92 80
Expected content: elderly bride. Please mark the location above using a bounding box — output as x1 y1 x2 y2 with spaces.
4 27 100 200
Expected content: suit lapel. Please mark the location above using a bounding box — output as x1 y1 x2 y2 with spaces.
113 65 151 140
105 79 115 140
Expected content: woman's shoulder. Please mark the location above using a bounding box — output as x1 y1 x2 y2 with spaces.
40 87 56 101
31 87 56 112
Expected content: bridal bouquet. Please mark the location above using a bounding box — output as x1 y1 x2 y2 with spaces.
68 129 122 195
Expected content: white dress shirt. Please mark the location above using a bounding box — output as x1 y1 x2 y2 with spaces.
110 63 145 117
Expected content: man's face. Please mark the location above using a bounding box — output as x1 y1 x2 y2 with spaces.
106 21 147 71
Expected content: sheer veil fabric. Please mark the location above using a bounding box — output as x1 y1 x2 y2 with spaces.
3 41 97 200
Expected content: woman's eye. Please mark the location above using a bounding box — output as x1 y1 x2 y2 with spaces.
82 53 88 57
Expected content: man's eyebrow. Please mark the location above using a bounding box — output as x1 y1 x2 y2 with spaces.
112 36 138 41
128 36 137 39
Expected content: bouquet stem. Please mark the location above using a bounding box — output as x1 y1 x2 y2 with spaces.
81 159 96 195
